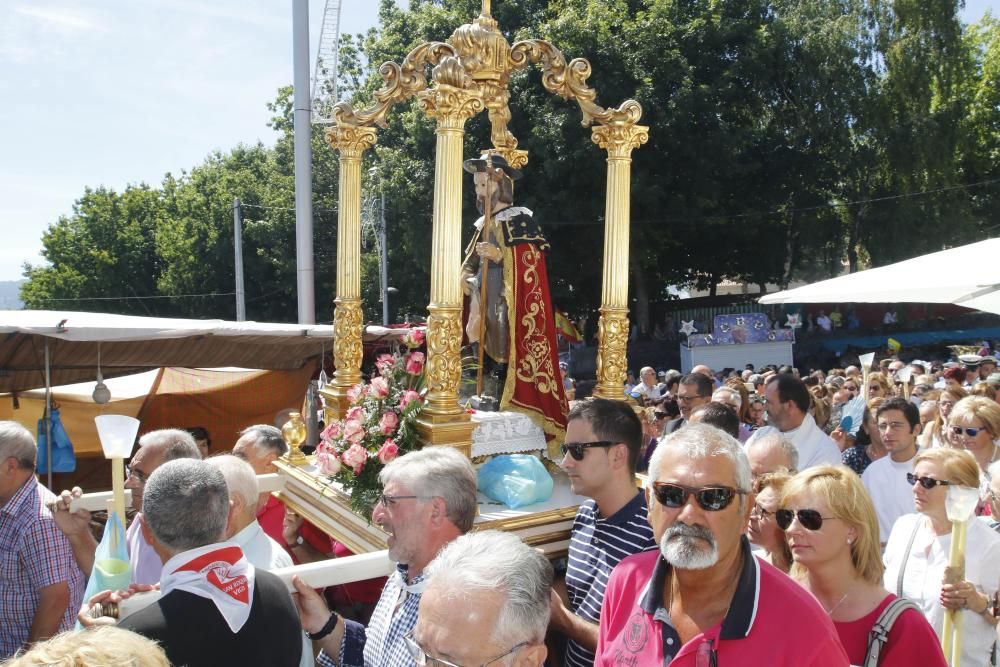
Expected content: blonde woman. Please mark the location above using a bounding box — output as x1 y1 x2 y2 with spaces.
947 396 1000 515
748 470 792 572
867 372 893 401
5 626 169 667
883 448 1000 667
778 465 944 665
918 386 967 449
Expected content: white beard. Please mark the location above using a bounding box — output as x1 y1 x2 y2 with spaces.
660 523 719 570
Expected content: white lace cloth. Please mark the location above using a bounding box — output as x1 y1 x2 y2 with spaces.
470 410 547 457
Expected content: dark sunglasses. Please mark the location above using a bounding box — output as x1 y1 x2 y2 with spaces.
560 440 616 461
950 426 985 438
907 473 952 489
776 508 838 531
651 482 745 511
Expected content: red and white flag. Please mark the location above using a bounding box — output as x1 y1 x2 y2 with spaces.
160 543 255 633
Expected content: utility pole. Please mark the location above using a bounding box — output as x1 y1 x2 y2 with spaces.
233 198 246 321
292 0 315 324
380 191 389 325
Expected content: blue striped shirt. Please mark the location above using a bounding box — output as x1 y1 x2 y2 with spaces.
563 492 656 667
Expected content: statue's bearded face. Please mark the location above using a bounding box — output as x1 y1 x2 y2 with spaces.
474 171 501 215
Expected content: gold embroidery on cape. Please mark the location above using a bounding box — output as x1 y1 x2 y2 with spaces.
514 247 560 398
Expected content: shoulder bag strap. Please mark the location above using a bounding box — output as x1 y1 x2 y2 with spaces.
863 598 922 667
896 517 922 598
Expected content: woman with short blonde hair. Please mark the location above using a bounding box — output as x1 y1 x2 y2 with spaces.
883 448 1000 667
919 386 967 449
947 396 1000 514
748 471 792 572
5 626 169 667
779 465 944 665
867 372 893 401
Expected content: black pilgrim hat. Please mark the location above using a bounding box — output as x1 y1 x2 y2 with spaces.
462 152 522 181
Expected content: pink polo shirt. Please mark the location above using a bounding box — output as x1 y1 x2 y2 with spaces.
596 540 849 666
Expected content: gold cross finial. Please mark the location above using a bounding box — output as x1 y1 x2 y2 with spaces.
482 0 491 17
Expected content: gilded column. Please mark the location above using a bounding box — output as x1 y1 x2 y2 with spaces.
324 123 377 416
591 113 648 400
414 57 484 452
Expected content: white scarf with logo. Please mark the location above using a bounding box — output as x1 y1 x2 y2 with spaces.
159 542 255 633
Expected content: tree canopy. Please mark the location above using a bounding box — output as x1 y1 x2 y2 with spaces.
21 0 1000 330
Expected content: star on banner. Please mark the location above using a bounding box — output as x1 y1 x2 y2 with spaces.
785 313 802 329
679 320 697 337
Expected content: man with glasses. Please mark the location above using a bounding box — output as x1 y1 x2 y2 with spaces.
550 399 655 667
594 424 849 665
745 374 840 470
292 446 477 667
862 398 921 546
49 429 201 585
408 530 551 666
663 373 714 436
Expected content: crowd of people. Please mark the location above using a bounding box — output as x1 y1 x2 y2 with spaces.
1 351 1000 665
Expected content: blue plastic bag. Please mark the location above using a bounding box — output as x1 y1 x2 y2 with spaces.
37 408 76 474
76 511 132 629
477 454 554 509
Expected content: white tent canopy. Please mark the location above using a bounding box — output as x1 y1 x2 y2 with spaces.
0 310 410 393
759 238 1000 315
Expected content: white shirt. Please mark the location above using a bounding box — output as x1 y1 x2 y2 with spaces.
884 513 1000 667
126 515 163 585
861 454 917 543
745 414 841 470
631 381 663 401
232 519 293 570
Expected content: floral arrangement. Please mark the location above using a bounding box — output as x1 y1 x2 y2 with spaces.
316 328 426 517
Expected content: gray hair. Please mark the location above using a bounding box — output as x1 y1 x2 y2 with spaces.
648 424 752 498
239 424 287 457
712 386 742 408
747 432 799 472
425 531 552 646
0 421 36 469
379 446 477 533
142 459 230 553
206 454 258 517
138 429 202 462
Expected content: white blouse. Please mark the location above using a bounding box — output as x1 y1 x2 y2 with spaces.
883 513 1000 667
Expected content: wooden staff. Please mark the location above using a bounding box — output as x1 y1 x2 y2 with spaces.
476 156 495 397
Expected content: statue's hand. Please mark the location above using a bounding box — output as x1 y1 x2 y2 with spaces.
475 242 502 262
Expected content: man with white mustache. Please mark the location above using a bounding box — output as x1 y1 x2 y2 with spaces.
594 424 849 666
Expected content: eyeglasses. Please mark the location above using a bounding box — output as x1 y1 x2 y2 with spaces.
877 421 909 432
951 426 986 438
377 493 429 507
775 508 839 531
560 440 616 461
651 482 746 511
403 630 527 667
843 385 858 391
907 473 952 490
124 465 148 485
677 394 708 403
750 503 773 520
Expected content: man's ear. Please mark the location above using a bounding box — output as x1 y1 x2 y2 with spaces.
264 451 279 473
515 643 547 667
427 497 446 527
224 499 238 539
138 513 155 545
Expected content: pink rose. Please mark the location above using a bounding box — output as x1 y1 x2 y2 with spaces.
375 353 394 375
404 328 425 348
399 390 421 409
315 450 342 476
343 419 365 444
377 439 400 464
320 421 342 440
342 443 368 475
347 383 367 402
405 351 425 375
370 376 390 398
345 406 364 423
379 412 399 435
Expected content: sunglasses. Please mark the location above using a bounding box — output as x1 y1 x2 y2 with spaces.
950 426 986 438
907 473 951 489
560 440 616 461
776 508 838 531
651 482 745 511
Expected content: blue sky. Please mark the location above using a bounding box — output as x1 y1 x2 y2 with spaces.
1 0 997 282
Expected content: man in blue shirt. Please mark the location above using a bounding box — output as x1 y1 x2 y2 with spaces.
549 399 656 667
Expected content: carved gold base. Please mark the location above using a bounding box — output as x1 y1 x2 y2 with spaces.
593 306 630 400
415 413 475 458
318 384 341 421
283 447 310 467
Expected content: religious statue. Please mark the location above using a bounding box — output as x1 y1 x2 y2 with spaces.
460 152 568 445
